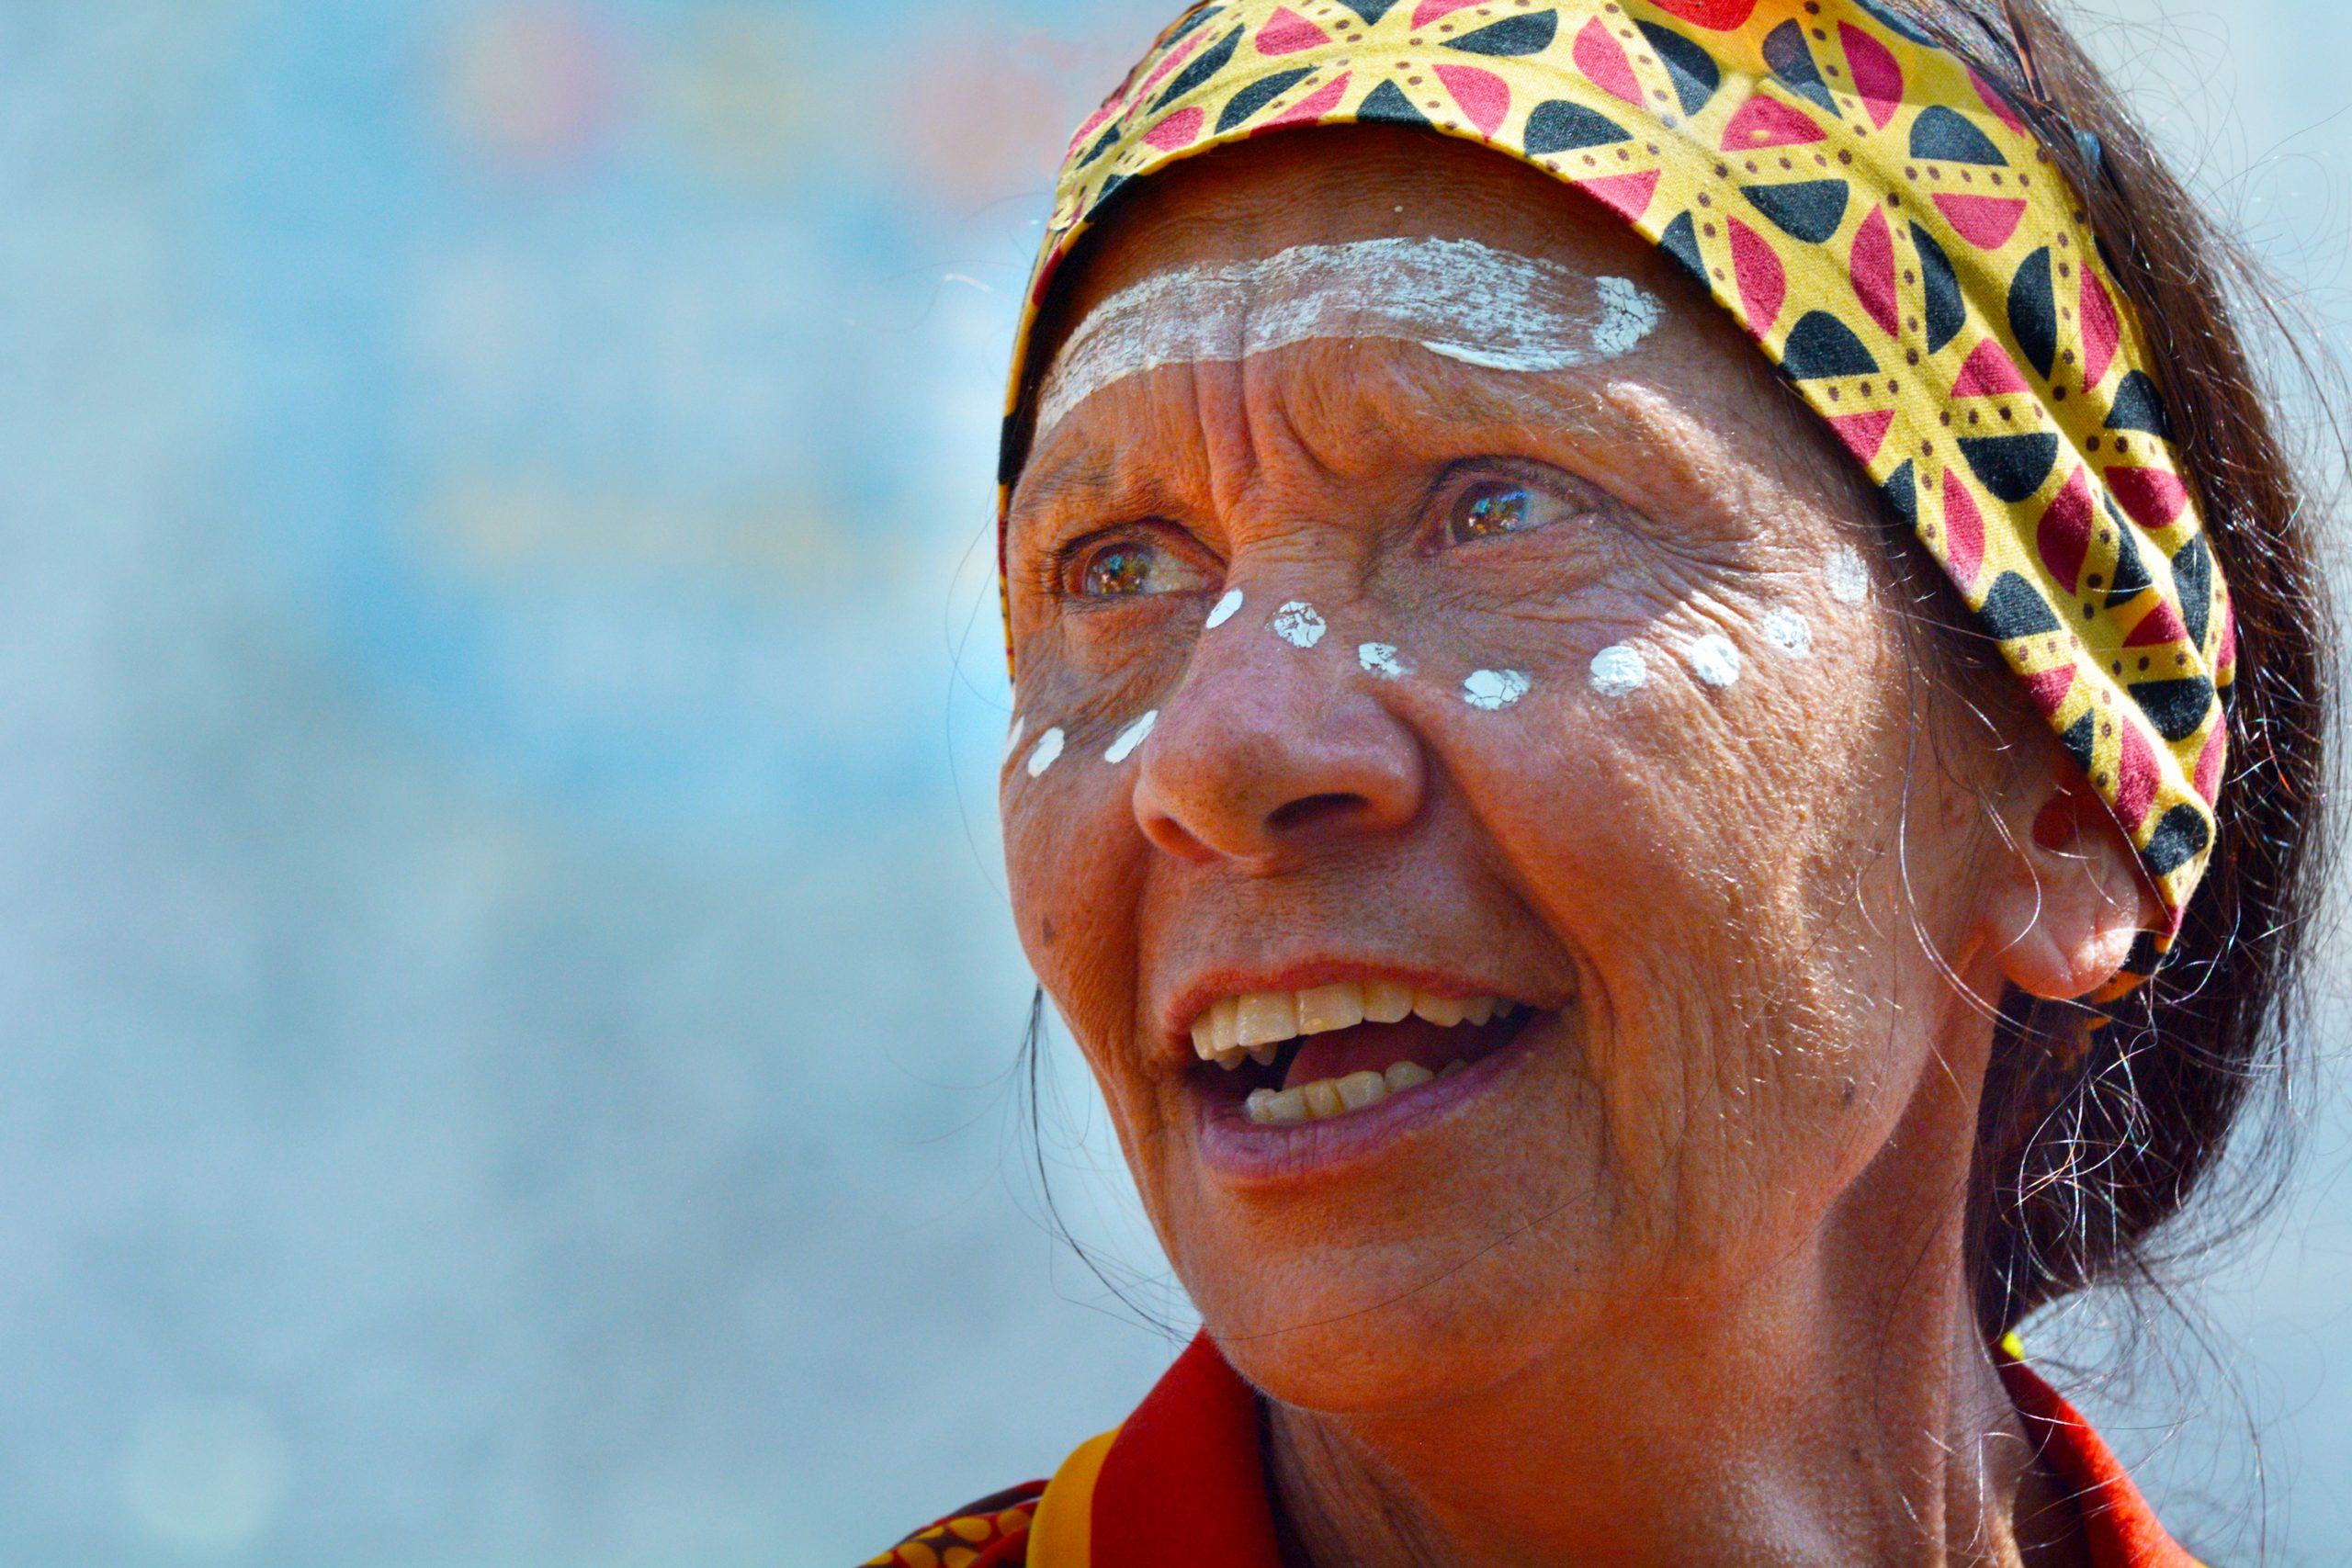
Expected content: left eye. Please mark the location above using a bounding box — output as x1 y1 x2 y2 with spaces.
1070 536 1207 599
1450 479 1548 544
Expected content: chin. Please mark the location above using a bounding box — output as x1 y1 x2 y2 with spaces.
1168 1194 1600 1417
1212 1282 1556 1416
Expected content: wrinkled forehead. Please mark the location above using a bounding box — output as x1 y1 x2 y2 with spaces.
1016 130 1694 449
1033 235 1665 441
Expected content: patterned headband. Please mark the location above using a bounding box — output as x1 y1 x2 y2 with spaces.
997 0 2233 972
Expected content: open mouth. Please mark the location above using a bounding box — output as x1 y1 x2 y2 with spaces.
1186 980 1538 1126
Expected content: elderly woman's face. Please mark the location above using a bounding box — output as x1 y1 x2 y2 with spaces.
1000 130 2040 1409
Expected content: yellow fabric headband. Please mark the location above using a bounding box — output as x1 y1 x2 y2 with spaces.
997 0 2232 976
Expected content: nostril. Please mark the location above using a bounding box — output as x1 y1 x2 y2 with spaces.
1266 792 1371 835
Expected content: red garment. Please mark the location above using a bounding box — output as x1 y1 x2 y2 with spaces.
869 1334 2201 1567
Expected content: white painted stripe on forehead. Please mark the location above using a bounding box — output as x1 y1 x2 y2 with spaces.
1034 236 1662 438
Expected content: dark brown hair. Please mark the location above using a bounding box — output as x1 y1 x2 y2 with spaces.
1883 0 2336 1337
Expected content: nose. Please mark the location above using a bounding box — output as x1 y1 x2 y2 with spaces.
1132 601 1426 872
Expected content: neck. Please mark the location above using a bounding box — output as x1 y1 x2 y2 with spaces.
1263 1110 2091 1567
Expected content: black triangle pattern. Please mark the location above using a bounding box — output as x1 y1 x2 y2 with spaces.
2172 535 2213 648
1741 179 1849 243
1762 20 1838 115
2060 707 2098 778
1657 210 1707 287
1153 25 1246 110
1960 433 2060 503
1882 459 1918 527
1910 105 2007 165
2106 500 2153 608
2132 678 2218 745
1354 78 1430 130
1911 223 1965 354
1446 11 1560 57
1217 67 1316 133
2106 371 2175 440
2007 247 2057 380
2143 806 2213 877
1781 311 1879 379
1984 570 2066 640
1636 20 1719 118
1524 100 1630 154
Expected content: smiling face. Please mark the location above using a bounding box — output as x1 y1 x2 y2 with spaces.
999 128 2047 1414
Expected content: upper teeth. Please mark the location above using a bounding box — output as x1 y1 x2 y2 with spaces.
1189 981 1518 1068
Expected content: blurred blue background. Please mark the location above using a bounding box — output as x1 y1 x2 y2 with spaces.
0 2 2346 1562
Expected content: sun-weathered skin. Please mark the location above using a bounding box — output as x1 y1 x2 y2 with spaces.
996 0 2233 989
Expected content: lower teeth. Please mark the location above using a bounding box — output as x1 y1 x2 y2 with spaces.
1245 1058 1465 1125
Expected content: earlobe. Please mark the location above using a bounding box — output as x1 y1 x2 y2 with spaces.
1984 782 2165 1002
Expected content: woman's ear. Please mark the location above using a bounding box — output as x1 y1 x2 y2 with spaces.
1980 755 2166 1002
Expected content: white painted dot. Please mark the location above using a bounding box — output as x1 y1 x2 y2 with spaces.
1762 608 1815 657
1272 601 1327 649
1003 714 1026 762
1589 643 1648 698
1359 642 1413 680
1463 669 1532 710
1205 588 1244 629
1025 727 1066 777
1104 710 1158 763
1827 547 1871 605
1689 634 1744 688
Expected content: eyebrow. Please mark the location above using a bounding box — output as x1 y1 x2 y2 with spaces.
1011 447 1121 514
1010 351 1645 517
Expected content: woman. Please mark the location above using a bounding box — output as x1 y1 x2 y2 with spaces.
874 2 2326 1563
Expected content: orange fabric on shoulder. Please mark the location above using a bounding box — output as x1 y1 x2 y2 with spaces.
897 1330 2204 1567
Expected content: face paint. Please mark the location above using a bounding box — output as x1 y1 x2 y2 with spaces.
1204 588 1245 629
1104 710 1158 763
1589 276 1663 357
1589 644 1648 698
1272 601 1328 649
1359 642 1414 680
1035 238 1663 439
1463 669 1532 711
1004 714 1027 762
1826 547 1871 606
1025 727 1067 778
1688 635 1743 689
1762 609 1815 658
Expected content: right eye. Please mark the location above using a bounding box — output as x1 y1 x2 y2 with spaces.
1061 531 1213 600
1440 471 1600 548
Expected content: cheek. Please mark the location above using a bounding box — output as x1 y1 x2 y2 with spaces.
1443 581 1931 1145
1000 716 1152 1072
